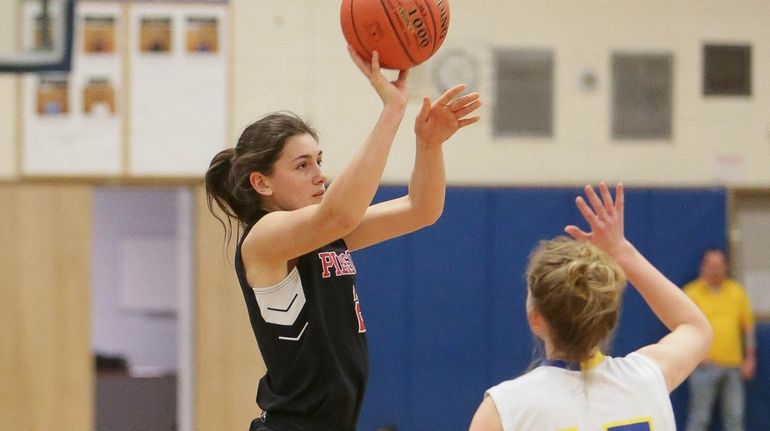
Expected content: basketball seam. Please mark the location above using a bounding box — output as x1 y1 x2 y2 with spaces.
378 0 417 67
348 1 372 62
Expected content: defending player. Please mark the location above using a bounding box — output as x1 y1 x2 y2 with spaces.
468 182 713 431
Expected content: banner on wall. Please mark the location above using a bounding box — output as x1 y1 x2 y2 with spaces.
129 4 227 176
22 0 228 177
23 1 123 175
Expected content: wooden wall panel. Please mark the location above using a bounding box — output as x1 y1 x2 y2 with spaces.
0 184 93 431
194 185 265 430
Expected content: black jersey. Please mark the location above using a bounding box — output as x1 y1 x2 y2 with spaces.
235 225 369 431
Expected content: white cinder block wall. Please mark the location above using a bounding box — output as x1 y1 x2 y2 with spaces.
231 0 770 187
1 1 768 186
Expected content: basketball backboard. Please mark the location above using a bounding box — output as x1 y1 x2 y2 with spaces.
0 0 74 73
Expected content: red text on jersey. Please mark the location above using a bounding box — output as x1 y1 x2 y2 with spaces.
317 250 357 278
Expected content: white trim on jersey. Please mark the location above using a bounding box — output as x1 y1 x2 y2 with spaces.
252 266 307 326
278 322 309 342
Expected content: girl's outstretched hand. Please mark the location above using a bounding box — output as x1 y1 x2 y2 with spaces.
414 84 481 147
565 182 628 257
348 45 409 108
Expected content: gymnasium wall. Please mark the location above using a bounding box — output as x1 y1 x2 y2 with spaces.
1 1 767 185
352 185 770 431
0 184 93 431
1 2 768 430
231 0 770 187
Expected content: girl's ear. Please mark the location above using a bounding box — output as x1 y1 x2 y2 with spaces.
249 172 273 197
527 307 548 339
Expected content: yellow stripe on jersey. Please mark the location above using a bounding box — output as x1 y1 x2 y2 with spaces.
581 352 607 371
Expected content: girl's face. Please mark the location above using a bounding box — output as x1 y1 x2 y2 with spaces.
261 133 327 212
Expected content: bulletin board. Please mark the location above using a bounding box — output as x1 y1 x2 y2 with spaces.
128 3 227 176
21 0 228 178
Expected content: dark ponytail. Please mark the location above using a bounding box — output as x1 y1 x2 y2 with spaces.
204 111 318 246
205 147 239 247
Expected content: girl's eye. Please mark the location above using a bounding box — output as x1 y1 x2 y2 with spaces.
297 162 307 169
317 159 323 167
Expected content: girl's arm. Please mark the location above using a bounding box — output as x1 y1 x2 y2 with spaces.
243 48 408 283
468 396 503 431
565 183 713 392
344 84 481 251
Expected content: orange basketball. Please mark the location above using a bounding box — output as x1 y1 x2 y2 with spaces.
340 0 451 70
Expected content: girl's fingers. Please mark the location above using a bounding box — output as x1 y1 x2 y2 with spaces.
584 185 609 220
435 84 467 105
615 182 625 229
457 115 481 128
454 100 482 118
393 69 410 86
575 196 601 227
416 96 431 123
448 92 480 110
598 182 615 215
371 50 381 72
347 46 370 76
565 225 590 242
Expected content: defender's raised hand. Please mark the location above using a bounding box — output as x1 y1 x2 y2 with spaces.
565 182 627 257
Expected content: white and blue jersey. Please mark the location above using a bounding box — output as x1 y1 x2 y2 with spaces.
486 352 676 431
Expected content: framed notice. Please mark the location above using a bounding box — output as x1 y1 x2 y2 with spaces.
130 4 227 176
36 76 69 115
83 77 116 115
21 1 227 177
140 17 172 53
186 17 218 53
83 16 116 54
23 1 123 176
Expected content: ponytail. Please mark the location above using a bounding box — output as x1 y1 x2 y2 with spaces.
205 148 240 247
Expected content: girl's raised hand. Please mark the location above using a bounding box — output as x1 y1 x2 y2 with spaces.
348 45 409 108
414 84 481 147
565 182 627 257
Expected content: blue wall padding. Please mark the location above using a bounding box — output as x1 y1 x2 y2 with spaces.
353 186 767 431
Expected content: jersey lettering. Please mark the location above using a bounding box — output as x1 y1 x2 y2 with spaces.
318 250 358 278
606 423 650 431
557 417 651 431
353 286 366 333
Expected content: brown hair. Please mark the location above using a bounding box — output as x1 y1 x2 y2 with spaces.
526 236 627 362
204 111 318 244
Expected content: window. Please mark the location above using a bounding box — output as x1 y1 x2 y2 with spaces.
493 49 553 137
611 53 673 140
703 44 751 96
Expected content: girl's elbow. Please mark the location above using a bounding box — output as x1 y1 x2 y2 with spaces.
333 213 363 235
319 207 363 237
421 207 443 227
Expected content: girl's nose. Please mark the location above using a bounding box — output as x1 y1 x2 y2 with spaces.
316 168 327 184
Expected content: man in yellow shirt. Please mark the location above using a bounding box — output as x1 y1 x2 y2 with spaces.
684 249 756 431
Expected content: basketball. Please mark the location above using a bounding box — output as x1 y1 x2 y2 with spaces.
340 0 451 70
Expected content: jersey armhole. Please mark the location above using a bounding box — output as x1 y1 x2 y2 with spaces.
627 352 668 394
